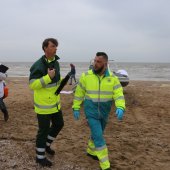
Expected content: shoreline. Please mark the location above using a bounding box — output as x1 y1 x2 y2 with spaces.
6 76 170 82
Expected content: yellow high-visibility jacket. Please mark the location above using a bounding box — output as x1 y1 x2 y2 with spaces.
72 69 125 120
29 55 61 114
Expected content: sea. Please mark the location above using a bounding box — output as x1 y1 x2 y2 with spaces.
2 62 170 81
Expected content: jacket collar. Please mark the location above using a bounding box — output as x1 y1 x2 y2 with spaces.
91 68 112 77
42 55 60 62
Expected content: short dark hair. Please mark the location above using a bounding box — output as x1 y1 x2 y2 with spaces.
42 38 58 51
96 52 108 61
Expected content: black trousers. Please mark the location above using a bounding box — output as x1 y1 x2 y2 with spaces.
0 97 8 115
36 110 64 148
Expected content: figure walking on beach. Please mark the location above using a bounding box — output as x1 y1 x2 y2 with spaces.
0 68 9 122
69 63 76 85
29 38 64 167
72 52 126 170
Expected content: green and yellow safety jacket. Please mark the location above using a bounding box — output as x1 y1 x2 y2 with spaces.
72 69 125 120
29 55 61 114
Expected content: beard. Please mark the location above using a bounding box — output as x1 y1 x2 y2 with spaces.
93 65 105 74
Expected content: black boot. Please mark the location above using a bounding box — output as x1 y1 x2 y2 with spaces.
36 158 52 167
46 146 55 156
87 153 99 160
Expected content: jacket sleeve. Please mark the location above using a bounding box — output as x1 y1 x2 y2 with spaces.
113 76 126 110
72 73 86 110
29 65 52 90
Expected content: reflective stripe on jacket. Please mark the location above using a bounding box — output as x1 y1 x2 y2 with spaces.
72 69 125 119
29 56 61 114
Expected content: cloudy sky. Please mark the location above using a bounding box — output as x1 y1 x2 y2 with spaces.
0 0 170 62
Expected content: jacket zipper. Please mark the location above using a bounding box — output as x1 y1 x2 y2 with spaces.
97 76 101 118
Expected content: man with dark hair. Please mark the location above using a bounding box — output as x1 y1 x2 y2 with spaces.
42 38 58 51
29 38 64 167
96 52 108 61
72 52 126 170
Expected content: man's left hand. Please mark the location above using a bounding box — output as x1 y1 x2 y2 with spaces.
116 108 125 120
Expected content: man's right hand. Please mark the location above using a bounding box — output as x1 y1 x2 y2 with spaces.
73 110 80 120
48 68 55 79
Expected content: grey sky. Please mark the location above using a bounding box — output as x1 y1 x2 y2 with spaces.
0 0 170 62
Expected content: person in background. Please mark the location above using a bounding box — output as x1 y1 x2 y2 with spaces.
69 63 76 85
0 71 9 122
29 38 64 167
72 52 126 170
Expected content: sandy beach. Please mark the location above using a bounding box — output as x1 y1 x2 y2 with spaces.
0 77 170 170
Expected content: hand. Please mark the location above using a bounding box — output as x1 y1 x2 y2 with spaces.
73 110 80 120
116 108 124 120
48 68 55 79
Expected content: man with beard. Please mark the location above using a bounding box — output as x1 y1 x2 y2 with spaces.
72 52 125 170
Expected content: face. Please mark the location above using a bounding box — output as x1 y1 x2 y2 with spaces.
44 41 57 59
93 56 107 74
